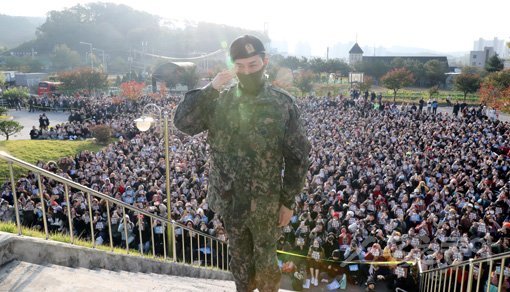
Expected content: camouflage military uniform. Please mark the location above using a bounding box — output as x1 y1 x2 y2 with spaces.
174 81 310 292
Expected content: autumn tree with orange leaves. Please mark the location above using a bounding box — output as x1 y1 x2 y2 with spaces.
381 67 415 102
479 70 510 112
120 80 145 101
58 67 108 94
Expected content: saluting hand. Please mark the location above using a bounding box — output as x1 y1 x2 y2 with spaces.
211 70 235 91
278 205 294 227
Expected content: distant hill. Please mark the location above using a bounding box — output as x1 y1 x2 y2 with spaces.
0 14 45 49
8 3 267 59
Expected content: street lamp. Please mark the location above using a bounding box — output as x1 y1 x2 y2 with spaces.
135 103 175 259
79 41 93 70
134 116 154 132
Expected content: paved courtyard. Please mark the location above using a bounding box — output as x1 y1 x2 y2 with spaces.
5 109 69 140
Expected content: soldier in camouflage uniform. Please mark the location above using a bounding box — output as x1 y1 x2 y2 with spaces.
174 35 310 292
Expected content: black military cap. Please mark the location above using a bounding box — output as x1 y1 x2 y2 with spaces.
229 35 265 61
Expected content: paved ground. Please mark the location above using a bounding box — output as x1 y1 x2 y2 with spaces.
437 106 510 122
6 109 69 140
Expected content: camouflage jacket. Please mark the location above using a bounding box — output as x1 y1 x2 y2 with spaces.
174 82 310 216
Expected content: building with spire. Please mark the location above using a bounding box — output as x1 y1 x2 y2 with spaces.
348 43 363 65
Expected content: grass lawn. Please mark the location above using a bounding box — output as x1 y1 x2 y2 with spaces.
0 221 146 258
0 221 224 269
0 139 104 184
293 83 482 105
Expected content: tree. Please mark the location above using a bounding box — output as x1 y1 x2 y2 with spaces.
2 87 30 104
0 71 5 87
279 56 304 71
485 54 504 72
24 2 268 61
390 57 405 69
479 82 510 112
309 57 327 74
0 107 8 116
479 70 510 111
484 69 510 89
58 67 108 94
380 67 415 102
51 44 80 70
359 75 374 93
0 120 23 140
356 60 390 82
294 70 314 97
461 66 487 77
3 56 43 72
403 59 426 86
454 73 481 100
428 85 439 99
424 60 448 86
325 59 351 76
120 80 145 100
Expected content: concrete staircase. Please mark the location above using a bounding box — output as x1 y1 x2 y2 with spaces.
0 232 235 291
0 260 235 292
0 232 387 291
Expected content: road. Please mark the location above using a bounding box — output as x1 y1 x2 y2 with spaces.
437 106 510 122
5 109 69 140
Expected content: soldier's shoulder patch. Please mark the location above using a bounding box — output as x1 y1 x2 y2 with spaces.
268 85 295 103
185 88 202 96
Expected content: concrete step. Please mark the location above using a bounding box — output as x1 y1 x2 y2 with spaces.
0 232 390 291
0 260 236 292
0 260 394 292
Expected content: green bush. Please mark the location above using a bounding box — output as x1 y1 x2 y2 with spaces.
0 107 8 116
2 87 30 102
91 124 112 145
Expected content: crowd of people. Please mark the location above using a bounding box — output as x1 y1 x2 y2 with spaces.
2 93 229 266
28 95 145 140
280 93 510 290
27 94 80 112
1 91 510 291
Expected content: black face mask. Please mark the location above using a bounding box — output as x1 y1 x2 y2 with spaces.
237 65 266 96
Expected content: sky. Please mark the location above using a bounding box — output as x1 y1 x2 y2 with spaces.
3 0 510 56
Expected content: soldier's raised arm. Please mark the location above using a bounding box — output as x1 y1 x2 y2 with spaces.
174 70 234 136
281 101 311 209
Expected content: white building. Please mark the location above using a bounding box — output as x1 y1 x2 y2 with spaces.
469 47 496 68
474 37 508 58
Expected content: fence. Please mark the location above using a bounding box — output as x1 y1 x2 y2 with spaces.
0 151 230 271
419 250 510 292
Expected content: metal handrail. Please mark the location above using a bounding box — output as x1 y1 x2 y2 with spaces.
0 151 229 270
422 250 510 273
419 249 510 292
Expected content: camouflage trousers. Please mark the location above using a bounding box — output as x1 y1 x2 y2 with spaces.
223 207 281 292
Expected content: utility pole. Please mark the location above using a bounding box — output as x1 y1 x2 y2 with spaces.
93 48 106 73
80 41 93 70
128 52 133 81
141 41 148 79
